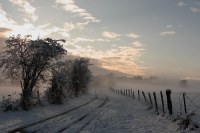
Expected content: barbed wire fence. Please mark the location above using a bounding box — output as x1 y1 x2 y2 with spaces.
109 87 200 130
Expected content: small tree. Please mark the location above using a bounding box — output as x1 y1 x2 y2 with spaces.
0 35 66 110
46 61 69 104
71 58 92 97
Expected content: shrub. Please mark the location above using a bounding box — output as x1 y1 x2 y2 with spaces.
0 95 20 112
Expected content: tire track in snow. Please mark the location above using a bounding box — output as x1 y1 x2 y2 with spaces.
60 99 108 133
32 99 106 133
9 97 97 133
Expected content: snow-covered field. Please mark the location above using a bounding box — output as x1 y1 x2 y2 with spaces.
1 87 200 133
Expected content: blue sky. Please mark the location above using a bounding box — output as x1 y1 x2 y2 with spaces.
0 0 200 80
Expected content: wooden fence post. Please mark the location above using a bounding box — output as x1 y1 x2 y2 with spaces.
128 89 130 96
148 92 152 105
183 92 187 113
138 90 140 100
166 89 173 115
160 91 165 114
132 91 135 99
153 92 159 114
142 91 147 101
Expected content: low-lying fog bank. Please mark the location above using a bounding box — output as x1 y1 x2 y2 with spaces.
89 74 200 93
1 74 200 101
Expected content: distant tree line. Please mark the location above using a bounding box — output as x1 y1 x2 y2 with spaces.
0 35 91 110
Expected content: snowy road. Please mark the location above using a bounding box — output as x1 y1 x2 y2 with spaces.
79 92 177 133
9 98 108 133
2 89 194 133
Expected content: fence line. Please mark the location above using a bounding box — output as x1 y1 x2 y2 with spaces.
110 87 200 117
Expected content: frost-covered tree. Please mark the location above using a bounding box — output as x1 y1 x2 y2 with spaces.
46 61 69 104
71 58 92 97
0 35 66 110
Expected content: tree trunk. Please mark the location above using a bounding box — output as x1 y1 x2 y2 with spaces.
21 89 31 110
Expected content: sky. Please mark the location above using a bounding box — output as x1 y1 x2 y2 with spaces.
0 0 200 80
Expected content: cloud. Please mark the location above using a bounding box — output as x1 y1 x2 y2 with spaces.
71 37 95 44
177 1 200 13
102 32 120 39
64 22 77 31
8 0 38 21
131 41 144 47
127 33 141 39
64 21 89 31
177 1 187 7
190 7 200 12
66 44 146 75
55 0 100 23
0 5 71 39
66 37 109 45
1 5 76 40
166 25 173 29
0 5 16 27
160 31 176 36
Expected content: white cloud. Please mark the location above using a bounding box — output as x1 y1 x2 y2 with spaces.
177 1 187 7
160 31 176 36
64 22 77 31
66 37 109 45
127 33 141 39
64 21 90 31
79 12 91 17
56 0 74 4
190 7 200 12
8 0 38 21
56 0 100 23
73 37 95 43
102 32 120 39
38 23 51 29
131 41 144 47
166 25 173 29
62 4 78 12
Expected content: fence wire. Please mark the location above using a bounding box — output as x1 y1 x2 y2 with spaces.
111 88 200 118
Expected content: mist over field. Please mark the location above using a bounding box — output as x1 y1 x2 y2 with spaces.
89 74 200 93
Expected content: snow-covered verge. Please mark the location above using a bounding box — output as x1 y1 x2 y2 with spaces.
0 94 95 132
0 87 199 133
90 87 200 133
